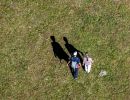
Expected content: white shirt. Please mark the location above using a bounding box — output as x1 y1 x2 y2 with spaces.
83 57 93 65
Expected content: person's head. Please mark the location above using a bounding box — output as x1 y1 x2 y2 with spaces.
85 52 89 57
73 51 77 57
50 36 55 42
63 37 68 44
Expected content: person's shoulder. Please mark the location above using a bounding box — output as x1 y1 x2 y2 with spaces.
76 57 80 61
89 57 92 59
89 57 93 60
83 56 87 59
70 56 75 60
69 56 72 59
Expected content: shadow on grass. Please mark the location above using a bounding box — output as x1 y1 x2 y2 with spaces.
50 36 75 78
50 36 69 63
63 37 85 70
50 36 84 78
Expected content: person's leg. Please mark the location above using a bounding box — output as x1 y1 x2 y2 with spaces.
73 69 76 79
72 68 75 77
74 68 78 79
88 65 92 73
85 65 88 72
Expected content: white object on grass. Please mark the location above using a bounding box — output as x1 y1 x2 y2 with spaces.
99 70 107 77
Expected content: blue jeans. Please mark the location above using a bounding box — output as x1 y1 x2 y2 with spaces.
74 68 78 79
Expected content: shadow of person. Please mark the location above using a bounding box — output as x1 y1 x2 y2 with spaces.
50 36 69 63
63 37 84 70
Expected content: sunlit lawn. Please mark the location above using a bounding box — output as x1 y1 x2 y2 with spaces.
0 0 130 99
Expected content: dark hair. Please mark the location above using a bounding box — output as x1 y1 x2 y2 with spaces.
50 36 55 42
85 52 88 61
63 37 68 44
85 52 88 54
86 56 88 61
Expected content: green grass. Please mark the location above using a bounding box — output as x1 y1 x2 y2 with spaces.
0 0 130 100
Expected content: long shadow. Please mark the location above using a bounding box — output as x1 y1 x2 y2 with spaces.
63 37 85 70
50 36 69 63
50 36 74 77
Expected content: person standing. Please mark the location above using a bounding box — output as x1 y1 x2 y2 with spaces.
67 51 81 79
83 52 93 73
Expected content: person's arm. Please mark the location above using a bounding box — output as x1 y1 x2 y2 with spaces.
67 57 71 66
67 61 70 66
77 58 81 68
90 58 94 64
82 57 86 66
89 58 94 64
79 63 81 68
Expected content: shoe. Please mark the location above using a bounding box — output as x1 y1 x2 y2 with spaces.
74 78 77 80
85 71 88 73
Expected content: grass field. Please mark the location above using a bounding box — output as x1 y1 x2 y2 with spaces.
0 0 130 100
